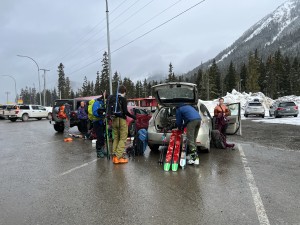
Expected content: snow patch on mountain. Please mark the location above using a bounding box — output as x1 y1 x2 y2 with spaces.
216 47 236 64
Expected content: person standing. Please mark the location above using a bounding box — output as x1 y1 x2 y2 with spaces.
112 85 136 164
62 103 72 142
176 104 201 165
77 101 88 138
92 96 106 158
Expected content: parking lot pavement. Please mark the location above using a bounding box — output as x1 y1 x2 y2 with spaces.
0 119 299 225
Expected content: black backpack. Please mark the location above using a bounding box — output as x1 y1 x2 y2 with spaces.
106 95 122 117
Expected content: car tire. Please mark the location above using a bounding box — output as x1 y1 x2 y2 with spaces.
37 118 42 120
294 115 298 117
128 122 135 137
244 114 248 118
148 144 160 152
22 114 29 122
10 118 17 122
261 115 265 118
54 123 64 132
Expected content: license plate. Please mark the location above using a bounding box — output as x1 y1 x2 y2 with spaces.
286 108 290 111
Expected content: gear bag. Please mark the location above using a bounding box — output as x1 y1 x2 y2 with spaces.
88 99 105 121
106 95 122 117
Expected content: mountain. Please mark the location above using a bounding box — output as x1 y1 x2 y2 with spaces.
186 0 300 75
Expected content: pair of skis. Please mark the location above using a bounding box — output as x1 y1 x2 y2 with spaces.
164 130 188 171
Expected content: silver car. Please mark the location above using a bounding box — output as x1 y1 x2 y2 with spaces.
244 102 265 118
147 82 241 152
269 101 299 118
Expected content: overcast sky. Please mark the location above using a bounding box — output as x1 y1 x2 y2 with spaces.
0 0 286 104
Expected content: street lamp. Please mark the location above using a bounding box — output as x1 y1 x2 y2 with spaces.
105 0 113 95
0 75 17 103
17 54 42 105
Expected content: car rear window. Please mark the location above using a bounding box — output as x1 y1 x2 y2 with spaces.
279 102 296 107
248 103 262 106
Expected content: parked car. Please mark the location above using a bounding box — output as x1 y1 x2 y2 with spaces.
0 105 17 119
269 101 299 118
50 99 80 133
147 82 241 152
244 101 265 118
127 106 152 137
8 105 49 122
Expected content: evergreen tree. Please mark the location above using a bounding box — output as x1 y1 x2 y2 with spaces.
195 68 204 99
65 77 71 98
208 59 220 99
246 50 260 92
57 63 66 98
94 71 101 95
258 59 267 93
100 51 109 92
82 76 88 97
166 63 175 82
225 61 237 93
290 57 300 95
112 71 120 94
240 63 247 92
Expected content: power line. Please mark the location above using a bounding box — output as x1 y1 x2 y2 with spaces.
67 0 206 75
113 0 183 44
110 0 142 24
112 0 206 54
44 0 133 68
110 0 155 33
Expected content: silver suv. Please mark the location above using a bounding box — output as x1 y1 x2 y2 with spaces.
244 101 265 118
269 101 299 118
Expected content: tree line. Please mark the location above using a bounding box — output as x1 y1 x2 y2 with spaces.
19 49 300 105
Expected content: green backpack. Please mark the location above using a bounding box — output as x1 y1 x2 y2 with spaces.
88 99 99 121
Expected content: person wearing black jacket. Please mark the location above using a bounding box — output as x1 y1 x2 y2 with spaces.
112 85 136 164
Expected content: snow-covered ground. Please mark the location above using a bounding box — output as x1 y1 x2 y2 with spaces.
202 89 300 126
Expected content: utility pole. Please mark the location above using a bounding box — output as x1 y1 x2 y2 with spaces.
105 0 113 95
5 91 10 104
39 69 50 106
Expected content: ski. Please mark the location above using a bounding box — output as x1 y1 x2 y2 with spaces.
103 91 110 160
179 133 188 169
158 129 167 164
164 130 176 171
171 130 182 171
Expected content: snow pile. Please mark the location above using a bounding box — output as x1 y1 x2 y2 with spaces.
201 89 274 115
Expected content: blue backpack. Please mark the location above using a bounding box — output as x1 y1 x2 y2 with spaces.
91 99 106 121
134 129 148 156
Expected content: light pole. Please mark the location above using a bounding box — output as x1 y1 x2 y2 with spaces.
5 91 10 104
40 69 50 106
17 55 42 105
105 0 113 95
1 75 17 103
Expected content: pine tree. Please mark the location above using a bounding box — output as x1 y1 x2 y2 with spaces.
112 71 120 94
240 63 247 92
195 68 203 99
246 50 260 92
224 61 237 93
166 63 175 82
208 59 220 99
291 57 300 95
94 71 101 95
57 63 66 98
65 77 71 98
100 51 109 93
82 76 88 97
258 59 267 93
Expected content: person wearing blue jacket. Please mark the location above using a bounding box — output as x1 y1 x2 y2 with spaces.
176 104 201 165
92 96 106 158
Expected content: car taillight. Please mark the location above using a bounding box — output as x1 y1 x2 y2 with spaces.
294 106 298 110
277 107 284 111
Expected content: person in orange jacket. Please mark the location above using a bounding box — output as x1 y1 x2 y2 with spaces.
214 97 230 135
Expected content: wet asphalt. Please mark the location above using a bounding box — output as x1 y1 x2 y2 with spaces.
0 119 299 225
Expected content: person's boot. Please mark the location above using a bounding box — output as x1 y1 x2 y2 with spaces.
187 152 199 165
113 155 120 164
118 157 128 164
64 137 73 142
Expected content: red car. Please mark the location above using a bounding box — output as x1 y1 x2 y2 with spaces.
127 106 152 137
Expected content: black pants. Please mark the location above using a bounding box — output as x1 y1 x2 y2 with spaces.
79 119 88 135
93 121 105 153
